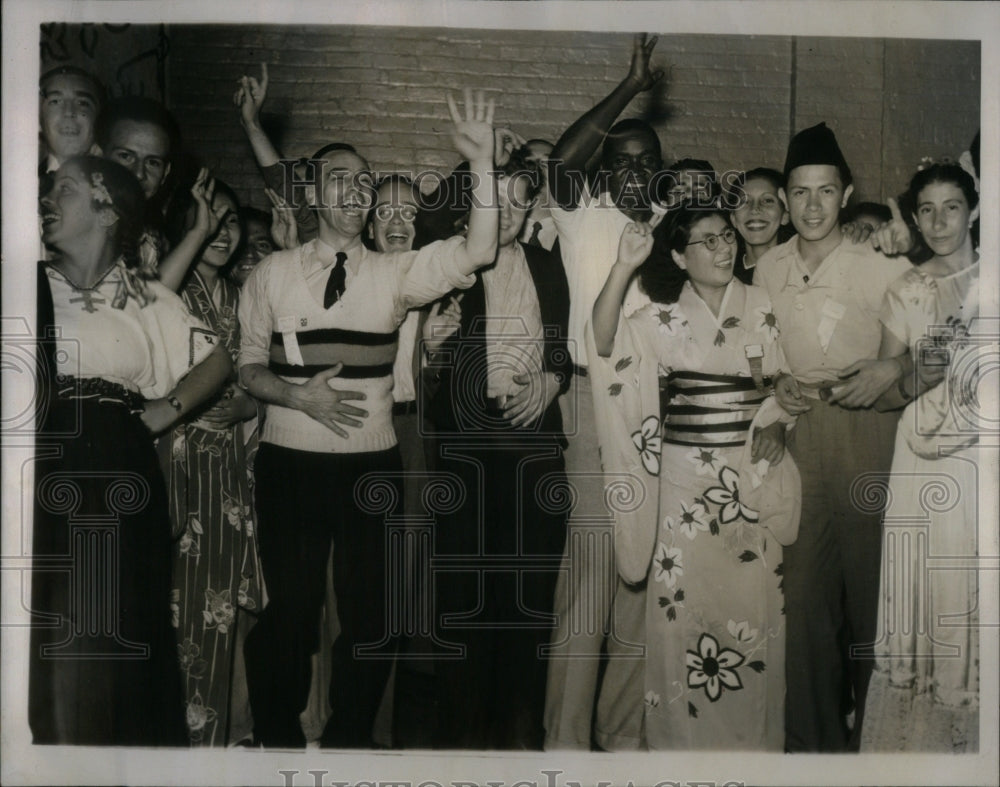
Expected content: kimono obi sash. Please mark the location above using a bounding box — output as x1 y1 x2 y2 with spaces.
662 371 773 448
268 327 398 380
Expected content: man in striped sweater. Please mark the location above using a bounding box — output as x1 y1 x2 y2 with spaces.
237 90 498 749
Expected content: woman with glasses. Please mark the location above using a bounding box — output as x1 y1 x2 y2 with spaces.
589 203 797 749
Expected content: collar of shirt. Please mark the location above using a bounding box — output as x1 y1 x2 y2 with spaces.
308 237 366 274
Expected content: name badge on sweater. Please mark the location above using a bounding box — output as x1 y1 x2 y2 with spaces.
278 315 305 366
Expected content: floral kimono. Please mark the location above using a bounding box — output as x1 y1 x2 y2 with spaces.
587 278 797 750
163 270 263 745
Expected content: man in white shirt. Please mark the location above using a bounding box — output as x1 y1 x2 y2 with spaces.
543 33 665 751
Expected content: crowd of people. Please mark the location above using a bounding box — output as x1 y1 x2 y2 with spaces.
30 33 983 753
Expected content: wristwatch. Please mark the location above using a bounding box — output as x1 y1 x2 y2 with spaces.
167 395 183 413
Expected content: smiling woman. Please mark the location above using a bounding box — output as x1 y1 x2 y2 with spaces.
32 155 232 746
159 176 264 745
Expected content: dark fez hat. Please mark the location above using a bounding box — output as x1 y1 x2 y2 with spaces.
783 122 852 186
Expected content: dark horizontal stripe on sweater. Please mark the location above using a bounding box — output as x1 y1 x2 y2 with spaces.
270 328 398 346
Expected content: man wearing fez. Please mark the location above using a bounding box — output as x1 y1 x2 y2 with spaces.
754 122 912 751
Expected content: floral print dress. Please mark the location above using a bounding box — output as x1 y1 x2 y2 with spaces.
588 279 792 750
164 270 263 745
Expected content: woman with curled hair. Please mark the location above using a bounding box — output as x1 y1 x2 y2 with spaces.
31 155 232 746
861 161 983 753
588 203 797 749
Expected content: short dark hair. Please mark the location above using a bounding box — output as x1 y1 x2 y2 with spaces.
850 201 892 225
906 162 979 214
603 119 661 162
499 146 543 202
637 202 732 304
40 65 106 107
96 96 181 157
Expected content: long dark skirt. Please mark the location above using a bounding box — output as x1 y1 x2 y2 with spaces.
29 399 186 746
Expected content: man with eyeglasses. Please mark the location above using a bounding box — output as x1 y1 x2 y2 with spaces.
237 91 500 749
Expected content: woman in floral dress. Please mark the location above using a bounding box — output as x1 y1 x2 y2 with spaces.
589 205 797 750
861 162 984 752
162 180 262 745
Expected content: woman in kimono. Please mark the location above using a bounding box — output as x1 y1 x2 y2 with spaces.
589 204 797 750
162 179 262 745
32 155 232 745
861 162 984 752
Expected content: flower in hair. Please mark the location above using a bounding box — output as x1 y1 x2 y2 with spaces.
89 172 114 207
917 155 955 172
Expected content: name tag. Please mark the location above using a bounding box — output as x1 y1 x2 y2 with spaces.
816 297 847 353
277 315 305 366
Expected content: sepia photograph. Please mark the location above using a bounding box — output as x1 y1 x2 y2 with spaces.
2 1 998 785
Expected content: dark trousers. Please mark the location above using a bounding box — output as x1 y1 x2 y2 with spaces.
244 443 401 748
432 434 567 749
783 402 898 752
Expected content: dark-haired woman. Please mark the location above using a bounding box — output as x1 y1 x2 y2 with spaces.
730 168 791 283
32 156 232 745
861 162 984 752
589 206 796 749
161 179 263 745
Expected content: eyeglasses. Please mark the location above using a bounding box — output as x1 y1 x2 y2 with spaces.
374 204 418 223
686 228 737 251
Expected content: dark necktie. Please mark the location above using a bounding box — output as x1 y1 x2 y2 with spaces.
527 220 543 247
323 251 347 308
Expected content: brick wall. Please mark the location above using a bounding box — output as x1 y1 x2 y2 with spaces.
159 25 979 210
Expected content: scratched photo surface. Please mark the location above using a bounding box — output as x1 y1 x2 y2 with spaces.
2 3 998 787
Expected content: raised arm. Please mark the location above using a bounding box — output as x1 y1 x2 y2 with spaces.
235 63 280 169
548 33 663 210
157 168 227 291
235 63 317 243
446 89 498 276
592 221 654 357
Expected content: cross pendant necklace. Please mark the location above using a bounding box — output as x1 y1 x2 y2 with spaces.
69 289 107 313
51 261 116 313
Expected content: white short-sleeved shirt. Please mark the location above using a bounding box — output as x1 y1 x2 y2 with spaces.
753 235 912 385
46 263 218 399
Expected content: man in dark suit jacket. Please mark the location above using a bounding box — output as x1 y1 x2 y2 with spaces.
421 149 572 749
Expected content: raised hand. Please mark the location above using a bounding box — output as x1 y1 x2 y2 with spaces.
190 167 227 240
626 33 664 93
234 63 269 128
616 221 655 271
290 363 368 438
448 88 495 164
494 126 527 167
264 187 300 250
870 197 914 256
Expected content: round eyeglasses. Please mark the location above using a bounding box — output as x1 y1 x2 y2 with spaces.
374 204 418 223
686 227 737 251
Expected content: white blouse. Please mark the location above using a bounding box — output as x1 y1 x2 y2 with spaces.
46 263 218 399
